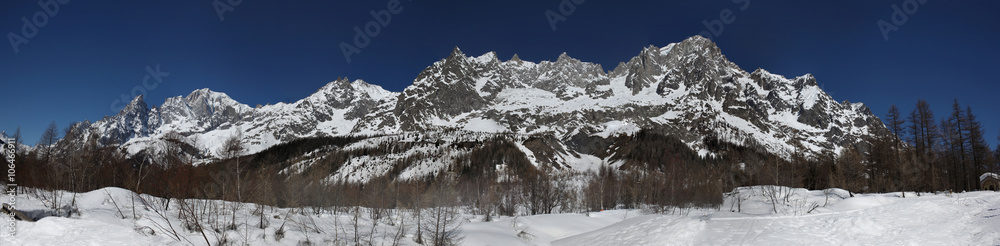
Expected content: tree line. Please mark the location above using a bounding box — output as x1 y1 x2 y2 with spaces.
873 99 998 193
2 98 998 221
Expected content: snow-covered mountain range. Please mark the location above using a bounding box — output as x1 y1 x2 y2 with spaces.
60 36 888 171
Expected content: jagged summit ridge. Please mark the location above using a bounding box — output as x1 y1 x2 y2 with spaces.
69 35 886 162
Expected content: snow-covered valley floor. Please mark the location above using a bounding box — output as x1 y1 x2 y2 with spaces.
2 186 999 245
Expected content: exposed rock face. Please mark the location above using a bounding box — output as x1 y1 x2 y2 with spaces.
154 88 252 135
65 35 888 162
84 78 396 154
97 95 151 145
395 47 490 131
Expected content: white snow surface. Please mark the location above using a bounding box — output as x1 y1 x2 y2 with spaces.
462 118 507 133
594 120 641 138
554 188 1000 246
3 186 999 245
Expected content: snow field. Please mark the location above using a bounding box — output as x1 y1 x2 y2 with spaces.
2 186 999 245
555 187 1000 246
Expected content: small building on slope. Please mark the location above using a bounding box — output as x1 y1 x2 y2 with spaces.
981 173 1000 191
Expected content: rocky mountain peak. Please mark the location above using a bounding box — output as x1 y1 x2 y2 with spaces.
556 52 574 63
186 88 233 103
308 78 394 108
510 54 522 63
123 94 147 113
674 35 720 53
750 68 787 90
447 46 466 60
474 51 499 64
679 35 715 46
55 35 888 167
94 93 151 145
794 74 819 89
318 77 354 92
186 88 211 99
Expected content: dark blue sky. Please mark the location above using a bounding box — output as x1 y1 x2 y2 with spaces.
2 1 997 147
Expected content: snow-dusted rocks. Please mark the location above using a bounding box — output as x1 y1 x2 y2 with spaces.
79 79 397 159
61 35 889 164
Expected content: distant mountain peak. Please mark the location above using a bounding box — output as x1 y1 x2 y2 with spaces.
184 88 242 106
55 36 888 170
472 51 499 64
118 94 148 117
128 94 145 106
683 34 713 44
448 46 465 60
510 53 522 62
556 52 572 61
187 88 213 97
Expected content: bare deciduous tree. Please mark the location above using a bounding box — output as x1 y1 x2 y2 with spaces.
423 181 463 246
221 131 246 230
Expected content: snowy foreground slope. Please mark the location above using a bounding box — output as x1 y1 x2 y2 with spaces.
3 187 998 246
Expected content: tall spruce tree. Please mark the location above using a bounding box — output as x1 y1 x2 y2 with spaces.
886 105 905 160
38 121 60 165
947 99 969 190
909 99 940 191
963 106 989 189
